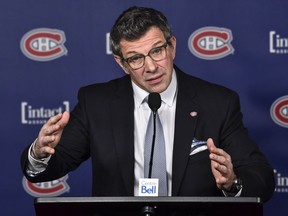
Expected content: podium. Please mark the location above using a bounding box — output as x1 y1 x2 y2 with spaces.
34 196 263 216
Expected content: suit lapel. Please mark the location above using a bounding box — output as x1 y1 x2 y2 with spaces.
111 76 135 195
172 69 199 195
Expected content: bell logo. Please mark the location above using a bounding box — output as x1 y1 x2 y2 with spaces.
138 178 159 197
188 27 234 60
20 28 67 61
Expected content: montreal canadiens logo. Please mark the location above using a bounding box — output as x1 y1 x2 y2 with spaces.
22 175 70 197
271 96 288 128
20 28 67 61
188 27 234 60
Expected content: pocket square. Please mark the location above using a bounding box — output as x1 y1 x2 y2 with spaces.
189 138 207 155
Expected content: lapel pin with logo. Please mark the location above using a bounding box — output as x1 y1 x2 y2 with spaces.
190 111 197 117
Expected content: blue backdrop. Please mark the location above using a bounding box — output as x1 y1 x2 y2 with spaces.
1 1 287 215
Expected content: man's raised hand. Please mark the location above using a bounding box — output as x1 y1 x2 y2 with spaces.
32 111 70 159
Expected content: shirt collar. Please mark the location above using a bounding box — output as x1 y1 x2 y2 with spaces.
132 69 177 108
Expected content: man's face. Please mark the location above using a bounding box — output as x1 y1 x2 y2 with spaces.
114 27 176 93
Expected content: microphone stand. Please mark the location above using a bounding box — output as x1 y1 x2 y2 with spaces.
141 205 155 216
144 110 157 216
148 110 157 179
142 92 161 216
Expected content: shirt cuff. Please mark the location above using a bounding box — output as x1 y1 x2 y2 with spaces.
26 139 51 177
222 187 242 197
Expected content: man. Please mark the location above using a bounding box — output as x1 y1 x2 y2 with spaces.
21 6 274 202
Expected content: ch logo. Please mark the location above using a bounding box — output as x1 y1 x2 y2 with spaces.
20 28 67 61
271 96 288 128
22 175 70 197
188 27 234 60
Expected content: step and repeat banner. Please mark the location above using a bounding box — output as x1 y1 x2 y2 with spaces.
1 0 287 215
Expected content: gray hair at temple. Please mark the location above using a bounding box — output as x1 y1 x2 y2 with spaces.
110 6 173 58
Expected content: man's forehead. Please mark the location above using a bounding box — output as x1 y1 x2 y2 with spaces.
119 27 165 54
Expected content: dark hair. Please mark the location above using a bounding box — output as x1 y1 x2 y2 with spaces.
110 6 173 57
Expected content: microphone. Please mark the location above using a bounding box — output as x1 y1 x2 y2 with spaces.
148 92 161 112
147 92 161 178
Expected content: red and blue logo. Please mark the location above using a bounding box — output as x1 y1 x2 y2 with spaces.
22 175 70 197
188 27 234 60
271 96 288 128
20 28 67 61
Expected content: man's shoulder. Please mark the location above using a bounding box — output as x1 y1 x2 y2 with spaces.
77 75 132 98
176 66 236 94
74 75 133 110
81 75 130 91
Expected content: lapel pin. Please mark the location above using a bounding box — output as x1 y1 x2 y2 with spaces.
190 111 197 117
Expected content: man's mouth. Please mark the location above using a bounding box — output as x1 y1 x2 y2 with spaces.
146 74 163 85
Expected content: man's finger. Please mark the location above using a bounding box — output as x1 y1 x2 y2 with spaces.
207 138 215 152
46 112 63 125
42 146 55 155
40 112 69 136
58 111 70 128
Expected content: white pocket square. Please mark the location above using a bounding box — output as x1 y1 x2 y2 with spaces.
189 138 207 156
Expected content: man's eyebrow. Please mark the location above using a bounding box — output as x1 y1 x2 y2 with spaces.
125 40 165 56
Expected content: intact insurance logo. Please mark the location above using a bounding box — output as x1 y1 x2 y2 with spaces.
23 175 70 197
269 31 288 54
270 96 288 128
274 169 288 193
188 27 234 60
21 101 70 125
20 28 68 61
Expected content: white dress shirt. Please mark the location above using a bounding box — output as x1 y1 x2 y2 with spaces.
132 70 177 196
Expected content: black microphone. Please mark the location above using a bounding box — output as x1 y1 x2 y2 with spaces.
148 92 161 112
147 92 161 178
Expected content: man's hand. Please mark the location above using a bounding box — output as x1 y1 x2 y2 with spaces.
207 138 236 191
32 111 70 159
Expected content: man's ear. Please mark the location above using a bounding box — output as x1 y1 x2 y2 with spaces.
170 36 177 59
114 55 130 75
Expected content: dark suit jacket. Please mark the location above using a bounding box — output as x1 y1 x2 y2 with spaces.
21 65 274 202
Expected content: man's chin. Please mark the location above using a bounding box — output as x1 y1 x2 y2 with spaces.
148 84 168 94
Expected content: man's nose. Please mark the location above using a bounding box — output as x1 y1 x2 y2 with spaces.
144 56 157 72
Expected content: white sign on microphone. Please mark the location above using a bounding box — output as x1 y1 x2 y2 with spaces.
138 178 159 196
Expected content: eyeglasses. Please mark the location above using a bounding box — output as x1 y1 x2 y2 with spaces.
122 43 168 70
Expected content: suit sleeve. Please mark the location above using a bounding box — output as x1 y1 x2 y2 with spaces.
219 92 275 202
21 87 91 183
